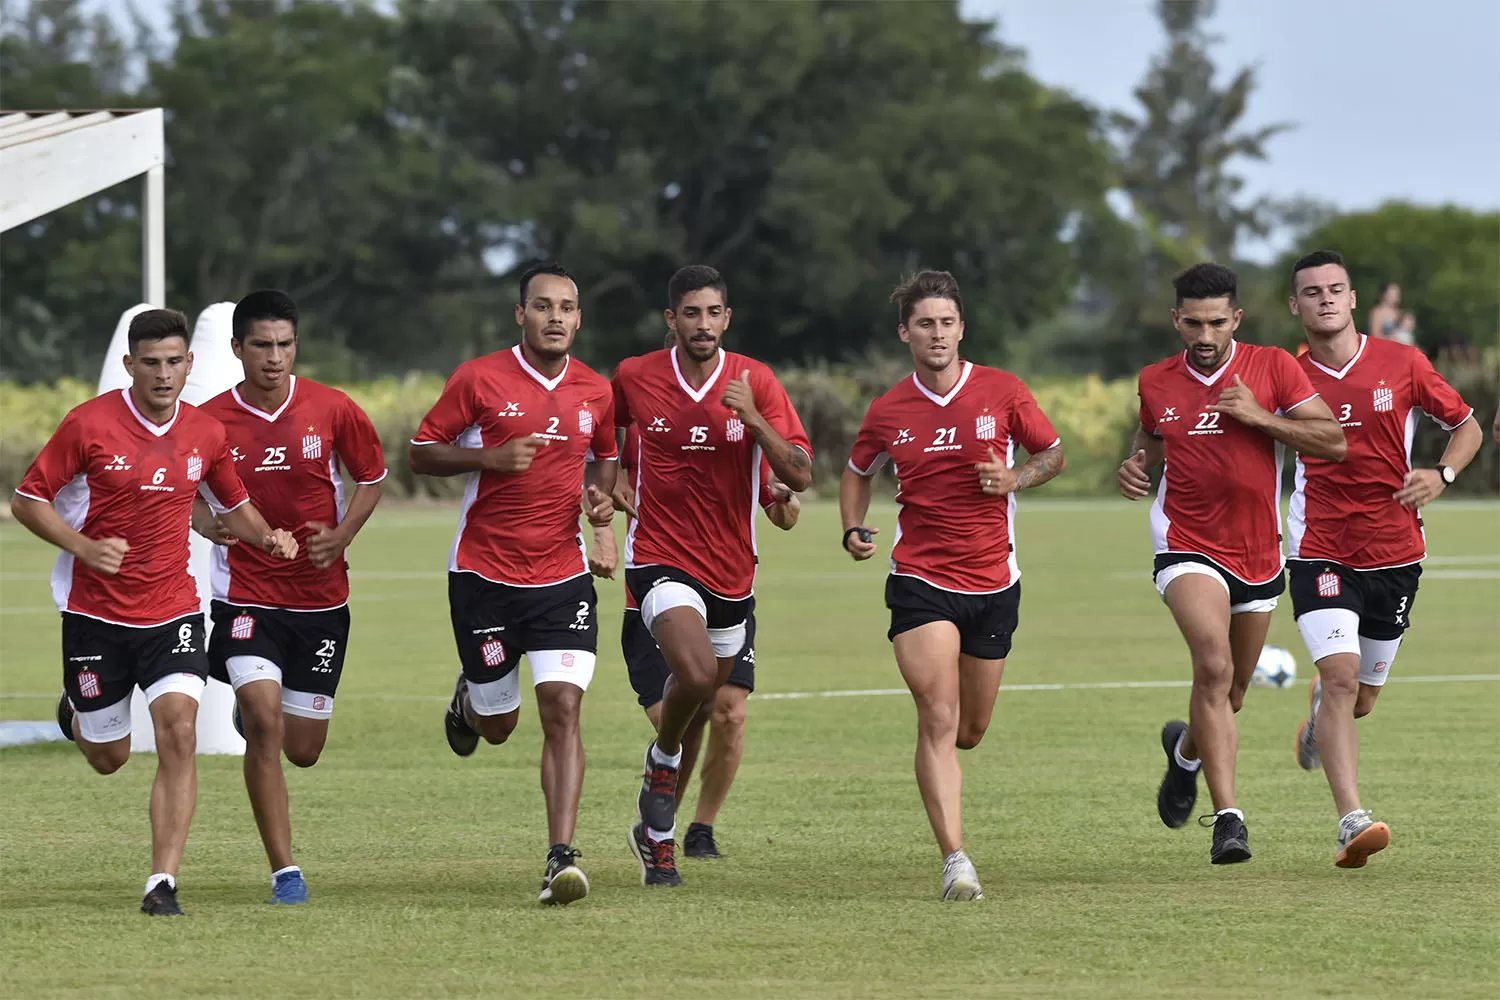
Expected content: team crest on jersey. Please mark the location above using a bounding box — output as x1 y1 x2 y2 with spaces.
77 671 101 700
186 453 203 482
230 614 255 640
481 638 507 667
302 429 323 460
975 413 996 440
726 418 745 442
1372 382 1393 413
1317 572 1341 598
578 409 593 434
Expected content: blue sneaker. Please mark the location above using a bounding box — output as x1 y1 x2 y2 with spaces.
270 869 308 905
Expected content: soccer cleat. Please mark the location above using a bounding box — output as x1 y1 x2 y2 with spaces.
538 847 589 905
941 851 984 901
628 823 682 887
270 869 308 905
1296 676 1322 771
444 673 479 757
1335 809 1391 869
232 701 244 739
1156 720 1198 828
56 692 75 743
1203 811 1252 865
140 882 183 916
637 741 679 833
683 822 721 859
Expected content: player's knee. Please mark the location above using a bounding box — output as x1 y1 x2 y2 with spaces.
156 717 197 759
285 746 322 768
1320 668 1360 701
917 700 960 740
955 724 987 751
83 743 129 775
239 702 283 742
711 694 746 733
477 714 517 745
1354 687 1381 718
1191 651 1233 693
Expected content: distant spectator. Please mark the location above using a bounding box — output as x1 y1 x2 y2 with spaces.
1368 282 1402 339
1391 312 1418 346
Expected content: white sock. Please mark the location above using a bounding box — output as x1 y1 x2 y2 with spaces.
650 741 682 769
647 825 675 843
271 865 301 886
1216 807 1244 821
1173 731 1201 771
145 872 175 896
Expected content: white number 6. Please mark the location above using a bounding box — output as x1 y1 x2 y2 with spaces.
152 468 166 485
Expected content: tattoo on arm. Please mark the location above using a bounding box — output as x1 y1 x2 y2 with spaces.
1014 445 1065 491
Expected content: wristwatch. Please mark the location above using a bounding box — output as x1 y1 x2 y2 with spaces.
1436 465 1456 485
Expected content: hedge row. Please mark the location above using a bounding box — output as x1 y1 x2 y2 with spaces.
2 355 1494 499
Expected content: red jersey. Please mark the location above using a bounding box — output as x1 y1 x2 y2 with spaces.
1137 341 1318 584
619 424 782 611
1288 335 1473 569
16 390 249 627
413 346 617 587
197 376 387 611
613 348 811 600
848 362 1059 594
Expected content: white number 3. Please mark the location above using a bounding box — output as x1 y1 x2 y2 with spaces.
1338 403 1352 422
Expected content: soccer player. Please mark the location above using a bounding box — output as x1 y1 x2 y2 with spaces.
1118 263 1345 865
841 270 1064 901
612 264 812 886
191 290 387 904
615 422 801 859
409 264 618 906
1283 250 1481 867
11 308 298 916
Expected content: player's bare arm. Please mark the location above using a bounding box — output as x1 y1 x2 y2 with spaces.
304 479 383 570
408 435 549 477
1393 413 1483 509
766 478 801 531
9 494 129 574
1119 426 1162 501
977 442 1065 497
190 497 239 546
838 466 879 561
720 370 813 492
217 502 300 560
611 474 638 519
583 458 618 526
1207 375 1346 461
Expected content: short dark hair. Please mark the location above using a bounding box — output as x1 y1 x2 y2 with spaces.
667 265 728 311
232 289 299 342
1291 250 1349 290
518 263 576 304
127 308 190 353
1172 263 1238 306
890 270 963 326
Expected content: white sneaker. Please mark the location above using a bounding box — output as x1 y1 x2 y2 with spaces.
1335 809 1390 869
1296 677 1322 771
941 850 983 901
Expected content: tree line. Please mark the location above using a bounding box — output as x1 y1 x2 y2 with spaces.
2 0 1494 384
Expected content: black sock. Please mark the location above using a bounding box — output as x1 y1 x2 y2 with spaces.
548 842 570 860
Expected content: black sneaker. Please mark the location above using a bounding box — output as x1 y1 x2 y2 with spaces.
444 673 479 757
637 741 679 832
56 692 75 743
628 823 682 887
1204 811 1252 865
683 822 721 859
231 701 244 739
538 846 589 905
141 882 184 916
1156 720 1197 829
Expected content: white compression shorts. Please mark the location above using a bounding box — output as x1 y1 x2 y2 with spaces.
73 672 206 744
467 650 598 717
1155 560 1280 615
225 655 335 720
1295 608 1404 687
637 580 746 658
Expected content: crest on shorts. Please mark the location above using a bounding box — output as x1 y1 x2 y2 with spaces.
481 638 507 668
578 408 593 434
312 696 328 711
78 671 101 700
230 614 255 640
1372 381 1393 413
1316 572 1341 598
1372 660 1389 674
561 652 576 668
302 428 323 460
186 452 202 483
726 418 745 442
975 413 996 441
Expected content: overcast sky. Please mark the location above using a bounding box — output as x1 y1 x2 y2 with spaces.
101 0 1497 259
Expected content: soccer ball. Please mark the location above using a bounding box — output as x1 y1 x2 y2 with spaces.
1251 645 1298 690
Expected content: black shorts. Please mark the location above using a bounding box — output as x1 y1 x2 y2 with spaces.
208 601 351 698
448 571 598 685
885 575 1020 660
62 612 208 713
622 603 758 709
1153 553 1286 608
624 565 752 632
1289 560 1422 641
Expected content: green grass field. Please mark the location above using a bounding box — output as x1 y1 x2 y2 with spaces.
2 500 1497 999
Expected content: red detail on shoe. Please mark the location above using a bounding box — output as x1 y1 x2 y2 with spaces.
648 836 677 872
645 761 678 797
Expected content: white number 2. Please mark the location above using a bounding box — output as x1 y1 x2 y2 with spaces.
545 416 560 434
1194 411 1220 430
152 468 166 485
690 425 709 443
932 426 957 446
1338 403 1352 422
